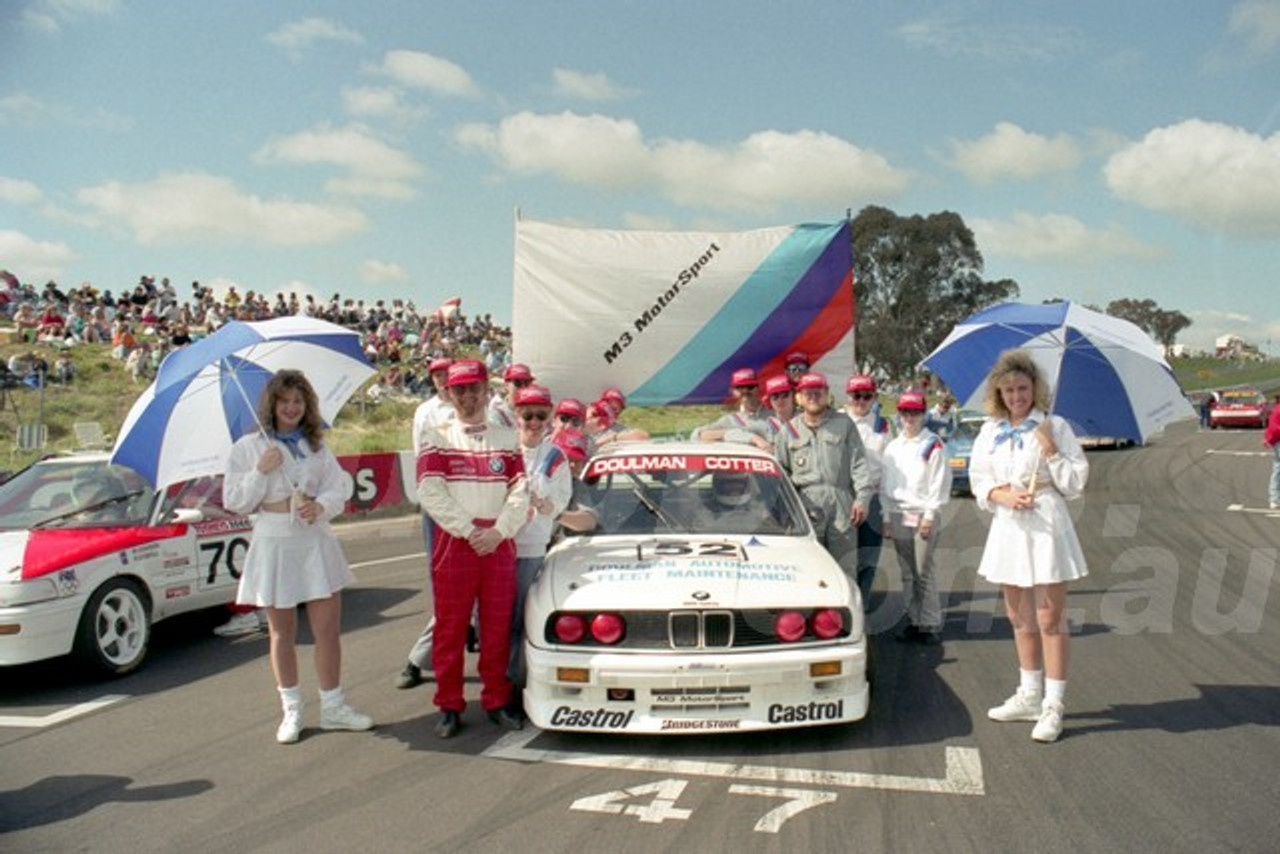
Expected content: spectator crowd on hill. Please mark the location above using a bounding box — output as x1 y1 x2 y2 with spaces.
0 270 513 395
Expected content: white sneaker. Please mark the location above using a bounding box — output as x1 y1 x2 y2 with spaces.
987 687 1043 722
277 707 303 744
214 611 263 637
1032 701 1065 743
320 703 374 732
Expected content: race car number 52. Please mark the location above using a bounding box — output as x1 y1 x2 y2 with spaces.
201 536 250 583
637 541 747 560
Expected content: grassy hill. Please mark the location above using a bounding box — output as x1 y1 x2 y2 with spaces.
3 341 1276 474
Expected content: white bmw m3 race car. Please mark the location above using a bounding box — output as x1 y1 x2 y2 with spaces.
0 453 251 675
523 442 870 735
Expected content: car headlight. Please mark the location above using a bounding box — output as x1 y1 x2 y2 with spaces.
0 578 61 608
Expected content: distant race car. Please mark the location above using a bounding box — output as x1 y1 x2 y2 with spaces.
0 453 250 675
523 441 870 735
1209 389 1270 429
943 411 986 495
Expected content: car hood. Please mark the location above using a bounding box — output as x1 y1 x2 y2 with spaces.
540 534 852 612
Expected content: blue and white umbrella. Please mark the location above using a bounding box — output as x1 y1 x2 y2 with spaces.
111 317 375 489
921 301 1194 443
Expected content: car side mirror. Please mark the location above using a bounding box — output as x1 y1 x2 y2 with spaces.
171 507 205 524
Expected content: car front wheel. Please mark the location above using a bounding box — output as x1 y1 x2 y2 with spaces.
74 578 151 676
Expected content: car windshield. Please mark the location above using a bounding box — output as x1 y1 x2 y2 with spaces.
952 418 983 441
575 452 809 537
1221 391 1264 404
0 459 153 530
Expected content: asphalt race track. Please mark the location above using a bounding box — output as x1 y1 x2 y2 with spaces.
2 419 1278 853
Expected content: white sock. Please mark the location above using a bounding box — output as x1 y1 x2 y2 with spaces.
319 686 345 708
1020 669 1044 695
278 685 302 711
1044 678 1067 706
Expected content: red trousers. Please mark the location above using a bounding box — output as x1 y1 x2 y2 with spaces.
430 522 516 713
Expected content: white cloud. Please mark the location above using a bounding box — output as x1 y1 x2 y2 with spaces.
552 68 633 101
75 172 367 245
1229 0 1280 56
369 50 479 97
898 16 1085 61
0 229 76 282
457 111 909 212
1104 119 1280 237
0 176 43 205
265 17 363 59
21 0 118 34
948 122 1082 183
341 86 428 124
360 259 409 284
971 211 1162 262
254 124 423 199
0 91 129 131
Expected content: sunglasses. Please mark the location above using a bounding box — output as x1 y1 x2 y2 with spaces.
557 414 584 425
899 409 925 417
850 393 875 401
770 391 793 400
520 411 550 422
510 378 533 388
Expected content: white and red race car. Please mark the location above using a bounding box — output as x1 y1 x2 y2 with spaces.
0 453 251 675
523 442 870 735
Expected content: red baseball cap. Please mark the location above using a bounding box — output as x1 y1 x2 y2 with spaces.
446 359 487 388
601 387 626 410
555 398 586 420
552 428 589 461
785 351 809 367
730 367 759 388
427 357 452 374
796 372 829 391
514 385 553 407
587 401 615 428
846 374 877 394
897 391 927 412
764 374 793 396
503 363 534 382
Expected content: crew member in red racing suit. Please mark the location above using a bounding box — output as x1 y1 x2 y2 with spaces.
417 359 529 738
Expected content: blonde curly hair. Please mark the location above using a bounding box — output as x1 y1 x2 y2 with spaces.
981 348 1051 420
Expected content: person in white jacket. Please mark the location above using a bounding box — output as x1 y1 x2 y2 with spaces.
510 385 573 692
880 390 952 646
223 370 373 744
968 348 1089 744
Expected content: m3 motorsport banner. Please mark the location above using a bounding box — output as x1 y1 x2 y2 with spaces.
512 218 855 406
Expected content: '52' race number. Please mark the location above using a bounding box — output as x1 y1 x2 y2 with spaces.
636 540 747 561
200 536 250 585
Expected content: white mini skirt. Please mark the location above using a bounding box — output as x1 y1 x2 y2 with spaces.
235 512 355 608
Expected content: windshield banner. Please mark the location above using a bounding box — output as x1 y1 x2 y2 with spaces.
513 218 854 405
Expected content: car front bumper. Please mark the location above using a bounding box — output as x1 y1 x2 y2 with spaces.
0 596 83 666
523 640 869 734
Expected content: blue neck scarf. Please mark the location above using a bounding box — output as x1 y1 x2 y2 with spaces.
993 418 1039 450
275 428 307 459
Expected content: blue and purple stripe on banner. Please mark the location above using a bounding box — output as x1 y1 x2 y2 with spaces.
630 222 853 404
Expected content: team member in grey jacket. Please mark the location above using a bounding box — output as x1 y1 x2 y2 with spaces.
773 371 873 581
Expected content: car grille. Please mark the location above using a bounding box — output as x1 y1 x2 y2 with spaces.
543 608 851 650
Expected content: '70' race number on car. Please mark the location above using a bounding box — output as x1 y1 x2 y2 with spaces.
636 540 747 561
200 537 250 585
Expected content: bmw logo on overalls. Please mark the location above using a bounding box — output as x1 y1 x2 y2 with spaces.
489 458 505 474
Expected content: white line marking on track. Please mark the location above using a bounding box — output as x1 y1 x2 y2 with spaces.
0 694 128 728
483 727 985 796
1227 504 1280 516
349 551 426 569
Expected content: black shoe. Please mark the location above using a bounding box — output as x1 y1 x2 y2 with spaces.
395 662 423 690
435 710 461 739
918 629 943 646
486 704 524 731
895 624 921 643
466 624 480 653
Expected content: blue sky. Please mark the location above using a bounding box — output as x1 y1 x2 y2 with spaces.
3 0 1279 354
